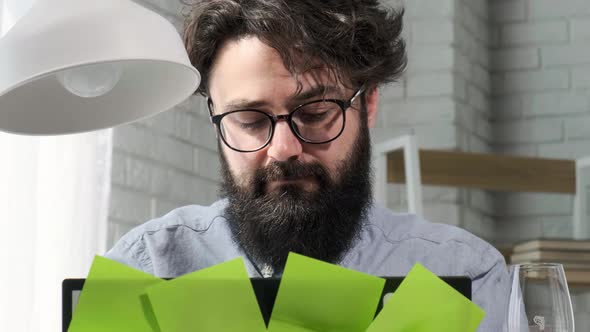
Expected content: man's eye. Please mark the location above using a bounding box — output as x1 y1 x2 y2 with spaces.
239 119 267 130
299 103 339 122
304 103 333 113
225 111 269 131
299 111 329 123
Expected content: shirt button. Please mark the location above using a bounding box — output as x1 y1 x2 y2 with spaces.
261 264 274 278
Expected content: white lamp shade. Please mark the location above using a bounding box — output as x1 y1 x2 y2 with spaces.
0 0 200 135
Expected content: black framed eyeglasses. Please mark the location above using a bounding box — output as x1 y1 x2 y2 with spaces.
208 87 365 153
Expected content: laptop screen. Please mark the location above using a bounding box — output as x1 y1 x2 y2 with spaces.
62 276 471 332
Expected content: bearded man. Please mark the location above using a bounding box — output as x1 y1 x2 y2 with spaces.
106 1 509 330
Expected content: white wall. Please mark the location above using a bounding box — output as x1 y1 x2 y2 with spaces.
381 0 586 245
107 0 221 249
377 0 496 240
489 0 590 244
488 1 590 328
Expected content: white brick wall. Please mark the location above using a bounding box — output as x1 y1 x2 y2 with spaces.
572 66 590 88
526 91 590 116
377 0 497 241
407 71 456 97
500 21 569 45
407 45 455 72
375 0 461 223
490 0 527 23
388 0 589 251
566 115 590 140
572 17 590 40
529 0 590 18
492 69 570 94
495 118 563 144
572 293 590 332
495 192 574 217
490 1 590 321
543 45 590 66
404 0 455 18
490 0 590 245
491 48 540 71
377 0 460 160
107 0 219 248
454 0 496 240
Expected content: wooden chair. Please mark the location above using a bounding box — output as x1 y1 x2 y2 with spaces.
372 135 423 216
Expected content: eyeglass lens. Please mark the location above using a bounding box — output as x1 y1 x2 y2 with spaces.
219 100 345 151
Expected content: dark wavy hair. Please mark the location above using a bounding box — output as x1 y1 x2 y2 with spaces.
183 0 407 96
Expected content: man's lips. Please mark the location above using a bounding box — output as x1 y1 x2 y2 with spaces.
266 176 316 191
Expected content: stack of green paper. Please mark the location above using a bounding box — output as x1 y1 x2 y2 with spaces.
67 256 163 332
68 254 485 332
367 264 485 332
146 258 266 332
267 253 385 332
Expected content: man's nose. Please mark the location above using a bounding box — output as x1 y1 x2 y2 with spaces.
266 121 303 162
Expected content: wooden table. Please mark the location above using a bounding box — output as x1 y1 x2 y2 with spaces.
387 149 575 194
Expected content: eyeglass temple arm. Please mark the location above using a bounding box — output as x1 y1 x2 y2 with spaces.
349 85 367 105
206 97 215 123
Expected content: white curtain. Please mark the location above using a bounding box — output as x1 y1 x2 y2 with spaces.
0 130 112 332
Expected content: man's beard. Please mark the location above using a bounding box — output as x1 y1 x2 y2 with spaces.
220 115 373 270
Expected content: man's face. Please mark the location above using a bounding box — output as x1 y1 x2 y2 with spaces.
208 36 379 268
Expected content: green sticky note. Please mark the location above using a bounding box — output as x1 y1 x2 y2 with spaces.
268 253 385 332
145 257 266 332
68 256 164 332
366 263 485 332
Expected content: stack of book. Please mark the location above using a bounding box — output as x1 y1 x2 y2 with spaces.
510 239 590 285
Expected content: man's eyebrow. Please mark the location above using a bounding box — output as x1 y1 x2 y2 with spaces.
222 100 270 112
292 85 342 102
219 85 342 113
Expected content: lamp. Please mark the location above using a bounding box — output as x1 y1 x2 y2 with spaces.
0 0 200 135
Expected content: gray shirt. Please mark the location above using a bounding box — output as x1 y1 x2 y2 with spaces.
105 199 509 331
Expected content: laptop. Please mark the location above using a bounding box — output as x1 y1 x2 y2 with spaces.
63 276 471 332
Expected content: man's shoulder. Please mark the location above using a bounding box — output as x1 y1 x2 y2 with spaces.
104 199 233 275
364 206 509 332
114 199 229 248
367 204 499 259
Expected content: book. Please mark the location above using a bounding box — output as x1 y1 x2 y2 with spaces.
513 239 590 253
510 250 590 263
509 260 590 271
521 269 590 285
565 269 590 285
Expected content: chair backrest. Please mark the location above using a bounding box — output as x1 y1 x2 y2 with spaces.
372 135 423 216
574 157 590 239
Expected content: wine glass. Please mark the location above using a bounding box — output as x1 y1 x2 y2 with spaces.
505 263 575 332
